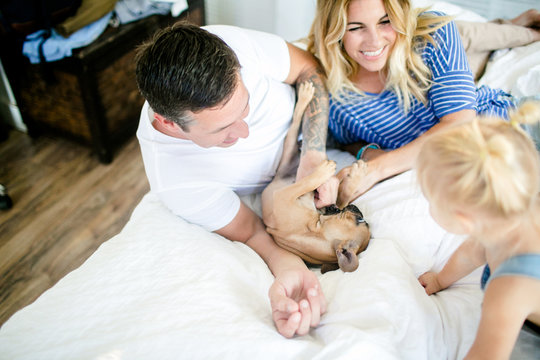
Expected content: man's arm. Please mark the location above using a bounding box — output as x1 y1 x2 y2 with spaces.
284 43 337 207
216 201 326 338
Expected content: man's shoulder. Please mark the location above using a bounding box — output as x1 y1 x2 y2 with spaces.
202 24 286 52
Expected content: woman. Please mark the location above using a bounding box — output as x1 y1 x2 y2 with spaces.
307 0 521 207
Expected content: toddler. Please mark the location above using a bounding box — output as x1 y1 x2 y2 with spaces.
416 102 540 359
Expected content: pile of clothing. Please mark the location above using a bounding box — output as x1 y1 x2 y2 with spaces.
0 0 189 64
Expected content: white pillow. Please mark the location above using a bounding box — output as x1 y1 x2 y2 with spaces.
411 0 488 22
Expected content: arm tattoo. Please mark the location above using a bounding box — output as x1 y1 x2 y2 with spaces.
296 67 329 155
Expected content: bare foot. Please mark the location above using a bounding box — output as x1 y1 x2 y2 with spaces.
511 9 540 29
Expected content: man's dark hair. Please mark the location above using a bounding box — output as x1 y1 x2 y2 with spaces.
135 22 241 129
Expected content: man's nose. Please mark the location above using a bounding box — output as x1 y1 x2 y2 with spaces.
231 120 249 138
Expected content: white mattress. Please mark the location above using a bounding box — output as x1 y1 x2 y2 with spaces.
1 2 539 358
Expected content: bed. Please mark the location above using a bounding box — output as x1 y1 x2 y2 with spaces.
1 2 539 359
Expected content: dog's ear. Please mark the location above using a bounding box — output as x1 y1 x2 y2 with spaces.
321 263 340 274
336 243 360 272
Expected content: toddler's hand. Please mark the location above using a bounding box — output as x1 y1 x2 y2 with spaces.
418 271 443 295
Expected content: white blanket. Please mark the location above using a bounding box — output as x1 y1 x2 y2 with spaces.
0 152 483 359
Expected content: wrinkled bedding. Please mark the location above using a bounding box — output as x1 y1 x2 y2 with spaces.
0 150 483 360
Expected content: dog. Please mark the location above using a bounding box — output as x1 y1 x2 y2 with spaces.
262 82 370 273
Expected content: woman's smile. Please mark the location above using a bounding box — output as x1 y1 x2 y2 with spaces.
361 46 386 58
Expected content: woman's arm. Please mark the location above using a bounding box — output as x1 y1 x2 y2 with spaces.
337 109 475 207
369 108 475 177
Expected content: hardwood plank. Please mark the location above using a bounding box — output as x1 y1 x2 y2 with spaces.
0 130 149 325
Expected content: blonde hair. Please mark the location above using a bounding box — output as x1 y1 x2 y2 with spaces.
307 0 452 113
416 102 540 218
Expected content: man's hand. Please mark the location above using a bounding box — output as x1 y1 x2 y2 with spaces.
268 268 327 338
314 175 339 208
296 164 339 208
296 151 338 208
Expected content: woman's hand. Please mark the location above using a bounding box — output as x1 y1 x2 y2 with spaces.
336 160 380 208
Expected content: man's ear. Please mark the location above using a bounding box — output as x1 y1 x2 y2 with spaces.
154 113 177 131
153 112 189 139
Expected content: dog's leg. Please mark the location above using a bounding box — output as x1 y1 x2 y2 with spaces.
275 81 315 178
274 159 336 202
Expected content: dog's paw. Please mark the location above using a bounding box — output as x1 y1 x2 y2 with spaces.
298 81 315 101
296 82 315 110
316 159 337 179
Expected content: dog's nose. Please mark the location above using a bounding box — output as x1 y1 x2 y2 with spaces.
321 204 341 215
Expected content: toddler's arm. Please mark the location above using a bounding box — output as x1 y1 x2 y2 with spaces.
465 277 537 359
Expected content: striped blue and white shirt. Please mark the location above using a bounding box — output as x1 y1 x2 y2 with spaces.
328 17 514 149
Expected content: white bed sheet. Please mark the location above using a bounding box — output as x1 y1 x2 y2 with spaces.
0 150 483 360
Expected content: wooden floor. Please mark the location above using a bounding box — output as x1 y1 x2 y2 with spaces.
0 130 150 326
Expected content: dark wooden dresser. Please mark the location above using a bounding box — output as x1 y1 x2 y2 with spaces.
15 0 205 163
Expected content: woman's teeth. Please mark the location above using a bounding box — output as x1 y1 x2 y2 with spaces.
362 47 384 56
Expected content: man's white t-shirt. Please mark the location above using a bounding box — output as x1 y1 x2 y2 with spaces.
137 25 296 231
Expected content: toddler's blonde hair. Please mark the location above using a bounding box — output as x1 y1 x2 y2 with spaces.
416 102 540 218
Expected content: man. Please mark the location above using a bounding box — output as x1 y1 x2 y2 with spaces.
135 22 337 338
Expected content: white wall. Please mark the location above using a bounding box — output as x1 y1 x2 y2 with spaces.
205 0 539 40
442 0 539 20
205 0 316 41
274 0 316 42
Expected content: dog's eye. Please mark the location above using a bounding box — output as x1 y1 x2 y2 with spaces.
355 215 367 226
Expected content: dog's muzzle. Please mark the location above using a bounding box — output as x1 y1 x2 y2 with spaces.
320 204 341 215
320 204 367 226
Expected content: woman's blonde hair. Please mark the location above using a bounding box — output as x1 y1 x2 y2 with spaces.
416 102 540 218
307 0 451 113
